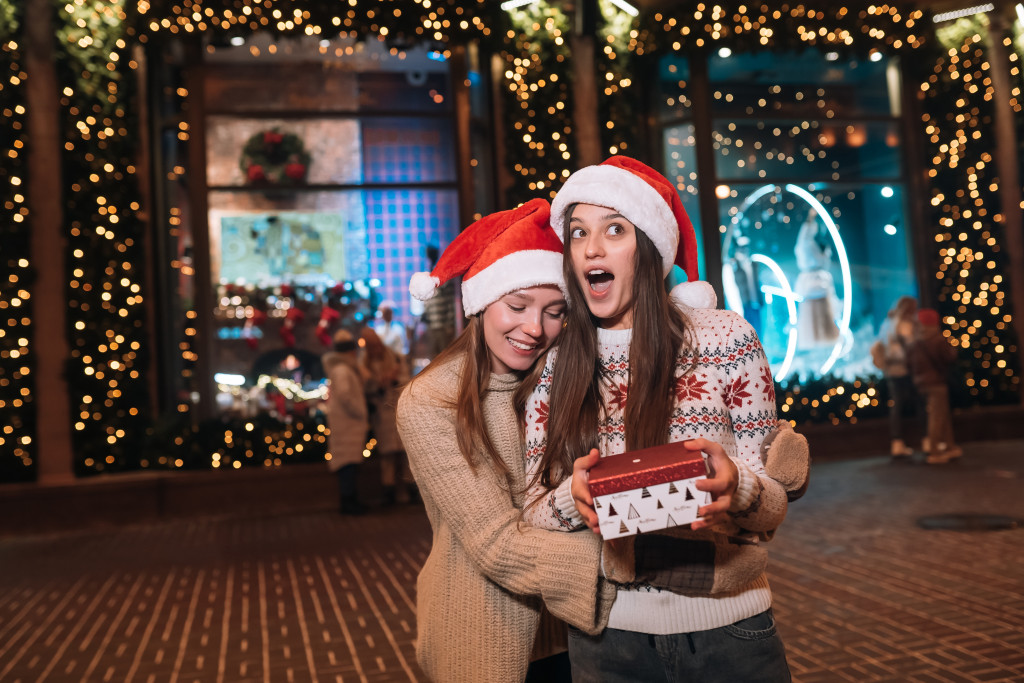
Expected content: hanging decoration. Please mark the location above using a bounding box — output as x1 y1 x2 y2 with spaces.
316 306 341 347
279 306 305 347
243 308 268 350
240 129 311 186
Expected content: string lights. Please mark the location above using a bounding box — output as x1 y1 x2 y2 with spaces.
922 17 1021 404
1 1 1021 478
0 5 34 481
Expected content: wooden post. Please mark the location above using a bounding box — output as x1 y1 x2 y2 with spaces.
571 0 602 167
24 0 74 482
986 9 1024 404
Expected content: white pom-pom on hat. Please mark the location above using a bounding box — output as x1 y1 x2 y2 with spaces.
670 280 717 310
408 198 566 316
409 272 440 302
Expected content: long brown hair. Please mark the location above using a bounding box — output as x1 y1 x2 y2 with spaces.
409 315 549 477
539 204 696 487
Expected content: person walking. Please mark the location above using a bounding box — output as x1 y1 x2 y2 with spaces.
907 308 962 464
871 295 922 458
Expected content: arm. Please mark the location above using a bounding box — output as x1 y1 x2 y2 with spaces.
397 382 613 634
720 316 791 533
521 353 587 531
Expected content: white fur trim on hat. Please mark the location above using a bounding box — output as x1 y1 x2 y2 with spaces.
461 250 566 315
670 280 717 310
551 165 678 276
409 272 440 301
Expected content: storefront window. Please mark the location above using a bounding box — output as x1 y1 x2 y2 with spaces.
660 50 916 382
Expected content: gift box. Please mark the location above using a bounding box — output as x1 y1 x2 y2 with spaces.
589 441 710 539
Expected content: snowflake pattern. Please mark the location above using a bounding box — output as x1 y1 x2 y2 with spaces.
522 307 778 533
675 373 710 402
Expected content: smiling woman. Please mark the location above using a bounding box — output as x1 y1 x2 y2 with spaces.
396 199 616 683
482 286 566 375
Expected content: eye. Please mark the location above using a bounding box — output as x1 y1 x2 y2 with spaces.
546 307 566 319
569 227 586 239
607 222 625 236
506 303 525 313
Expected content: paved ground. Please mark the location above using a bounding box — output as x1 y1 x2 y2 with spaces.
1 439 1022 683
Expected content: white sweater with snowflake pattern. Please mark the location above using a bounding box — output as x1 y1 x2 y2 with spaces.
523 306 789 634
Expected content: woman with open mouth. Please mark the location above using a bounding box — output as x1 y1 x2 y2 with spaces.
522 156 797 683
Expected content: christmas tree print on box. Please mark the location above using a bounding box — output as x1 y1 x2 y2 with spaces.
588 442 710 539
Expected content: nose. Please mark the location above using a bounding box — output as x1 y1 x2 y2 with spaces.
521 310 544 339
584 232 604 258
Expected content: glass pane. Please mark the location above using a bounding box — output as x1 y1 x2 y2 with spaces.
713 119 902 182
206 116 363 187
717 182 916 383
361 117 457 184
656 54 693 122
363 188 461 328
707 50 899 119
662 123 705 282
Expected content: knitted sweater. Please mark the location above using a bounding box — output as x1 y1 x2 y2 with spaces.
523 306 789 634
397 355 616 683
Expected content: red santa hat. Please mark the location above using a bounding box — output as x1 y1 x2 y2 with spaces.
550 155 715 309
409 198 567 316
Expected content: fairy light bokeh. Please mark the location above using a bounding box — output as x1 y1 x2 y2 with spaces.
2 1 1022 479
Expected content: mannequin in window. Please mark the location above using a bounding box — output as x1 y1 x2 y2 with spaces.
793 208 840 348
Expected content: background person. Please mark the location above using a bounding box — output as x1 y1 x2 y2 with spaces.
322 329 370 515
358 326 415 505
908 307 962 464
372 299 409 357
871 295 923 457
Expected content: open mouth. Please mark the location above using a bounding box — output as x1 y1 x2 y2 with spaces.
586 269 614 294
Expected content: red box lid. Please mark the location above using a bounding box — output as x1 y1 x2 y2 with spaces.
588 441 707 497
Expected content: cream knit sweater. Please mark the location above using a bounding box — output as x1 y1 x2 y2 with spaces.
397 355 616 683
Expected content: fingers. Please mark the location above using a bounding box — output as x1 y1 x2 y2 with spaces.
572 448 602 533
685 438 737 530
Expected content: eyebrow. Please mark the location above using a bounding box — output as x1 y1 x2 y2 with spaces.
569 212 626 222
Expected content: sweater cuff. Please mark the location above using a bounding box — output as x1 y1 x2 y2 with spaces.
729 461 759 513
554 478 585 527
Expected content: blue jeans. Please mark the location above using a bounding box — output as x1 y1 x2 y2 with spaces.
568 609 791 683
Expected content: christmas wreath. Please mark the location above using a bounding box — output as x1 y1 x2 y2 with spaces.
240 128 311 185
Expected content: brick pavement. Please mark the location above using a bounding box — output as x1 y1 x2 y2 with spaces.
1 439 1023 683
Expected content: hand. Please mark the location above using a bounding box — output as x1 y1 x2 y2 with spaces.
571 448 601 533
685 438 738 531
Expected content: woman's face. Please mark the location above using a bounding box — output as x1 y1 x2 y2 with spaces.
481 285 566 375
568 203 637 329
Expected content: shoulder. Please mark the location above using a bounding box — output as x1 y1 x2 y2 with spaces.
680 305 759 348
400 355 462 410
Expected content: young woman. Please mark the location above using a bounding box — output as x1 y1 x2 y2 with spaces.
396 199 618 683
523 156 794 682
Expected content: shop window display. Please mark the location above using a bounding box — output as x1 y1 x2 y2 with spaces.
660 50 916 383
188 38 460 426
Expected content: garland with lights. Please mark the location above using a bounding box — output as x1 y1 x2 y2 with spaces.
240 128 311 186
54 0 154 475
918 16 1021 405
0 1 34 482
4 0 1024 482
